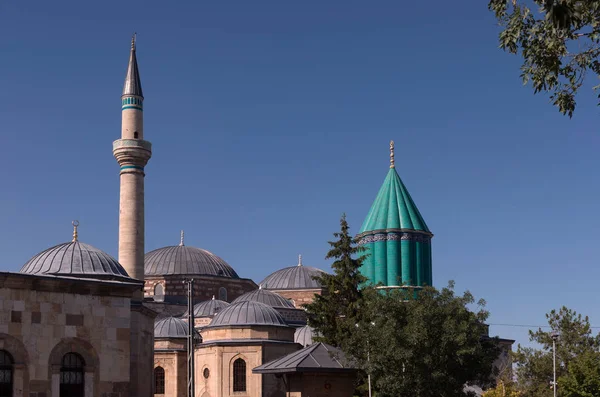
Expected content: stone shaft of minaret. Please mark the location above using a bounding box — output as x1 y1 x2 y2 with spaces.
113 35 152 285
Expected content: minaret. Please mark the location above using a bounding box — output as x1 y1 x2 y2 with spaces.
113 34 152 282
357 141 433 288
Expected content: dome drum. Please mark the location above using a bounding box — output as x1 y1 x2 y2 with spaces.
357 230 432 287
202 301 295 343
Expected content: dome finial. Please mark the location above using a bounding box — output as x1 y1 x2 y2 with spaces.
259 284 262 290
212 295 215 300
179 230 184 246
298 254 302 266
390 140 395 169
72 220 80 242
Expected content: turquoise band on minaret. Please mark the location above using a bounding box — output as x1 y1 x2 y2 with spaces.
357 141 433 289
120 165 144 171
122 97 143 111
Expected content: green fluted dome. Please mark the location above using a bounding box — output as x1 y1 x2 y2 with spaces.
358 152 433 289
360 168 429 233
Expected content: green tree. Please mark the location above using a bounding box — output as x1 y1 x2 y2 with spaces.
304 213 368 346
513 306 600 397
483 380 522 397
344 283 500 397
488 0 600 117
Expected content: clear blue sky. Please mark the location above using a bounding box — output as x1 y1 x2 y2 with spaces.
1 0 599 348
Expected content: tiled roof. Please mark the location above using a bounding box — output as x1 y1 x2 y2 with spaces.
252 343 355 374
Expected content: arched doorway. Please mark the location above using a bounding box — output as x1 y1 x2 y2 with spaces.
60 353 85 397
0 350 13 397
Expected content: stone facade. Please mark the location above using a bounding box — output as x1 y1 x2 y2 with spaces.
0 272 154 397
264 289 322 309
193 326 298 397
284 372 356 397
144 275 257 305
154 338 187 397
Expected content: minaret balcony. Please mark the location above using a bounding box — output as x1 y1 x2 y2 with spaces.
113 139 152 166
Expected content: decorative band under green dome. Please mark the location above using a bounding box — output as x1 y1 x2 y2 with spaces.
359 231 432 287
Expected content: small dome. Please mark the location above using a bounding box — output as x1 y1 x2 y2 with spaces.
183 297 230 318
154 317 189 339
294 325 318 347
207 301 287 328
232 289 294 308
20 241 131 282
260 264 326 290
145 244 238 278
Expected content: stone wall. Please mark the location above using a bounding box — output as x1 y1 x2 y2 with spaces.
274 308 306 325
265 289 322 308
154 350 186 397
201 326 296 344
286 372 356 397
144 275 257 304
194 342 298 397
0 272 144 397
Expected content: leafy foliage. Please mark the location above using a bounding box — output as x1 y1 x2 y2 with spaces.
488 0 600 117
307 217 501 396
483 380 523 397
513 306 600 397
341 285 500 397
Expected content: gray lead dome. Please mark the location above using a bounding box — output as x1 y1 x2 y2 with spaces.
20 241 132 282
154 317 189 339
260 265 325 290
232 289 295 308
183 298 230 318
145 245 239 278
207 301 287 328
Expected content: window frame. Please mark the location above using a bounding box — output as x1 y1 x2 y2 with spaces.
154 366 165 394
232 358 246 392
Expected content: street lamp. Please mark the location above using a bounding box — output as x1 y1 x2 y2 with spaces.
551 331 559 397
355 322 375 397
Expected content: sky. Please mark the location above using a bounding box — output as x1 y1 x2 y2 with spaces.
1 0 600 348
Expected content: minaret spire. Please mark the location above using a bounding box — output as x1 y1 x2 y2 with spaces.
122 33 143 99
113 36 152 285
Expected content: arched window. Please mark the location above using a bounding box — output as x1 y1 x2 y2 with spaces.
218 287 227 302
232 358 246 392
133 131 139 139
60 353 84 397
154 283 164 296
0 350 13 397
154 367 165 394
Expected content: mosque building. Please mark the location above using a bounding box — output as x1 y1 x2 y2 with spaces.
0 37 511 397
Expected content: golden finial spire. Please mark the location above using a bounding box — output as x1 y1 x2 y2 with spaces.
131 33 136 50
179 230 185 246
390 140 395 168
72 220 80 242
298 254 302 266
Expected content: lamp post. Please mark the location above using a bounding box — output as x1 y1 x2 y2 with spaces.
185 279 196 397
355 322 375 397
551 331 559 397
